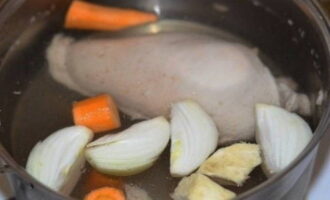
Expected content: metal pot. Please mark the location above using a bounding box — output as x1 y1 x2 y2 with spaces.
0 0 330 199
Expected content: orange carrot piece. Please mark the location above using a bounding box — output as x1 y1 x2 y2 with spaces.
85 170 123 191
73 94 121 133
65 0 158 31
84 187 125 200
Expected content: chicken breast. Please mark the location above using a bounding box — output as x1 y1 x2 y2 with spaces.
47 32 280 144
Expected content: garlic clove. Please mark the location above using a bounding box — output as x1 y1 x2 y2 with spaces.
125 184 153 200
170 100 219 177
256 104 313 176
26 126 93 194
198 143 262 186
85 117 170 176
172 173 236 200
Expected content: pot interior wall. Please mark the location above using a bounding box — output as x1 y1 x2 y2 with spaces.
0 0 328 199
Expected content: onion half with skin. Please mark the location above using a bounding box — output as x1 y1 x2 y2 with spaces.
256 104 313 176
170 100 219 177
26 126 93 194
85 117 170 176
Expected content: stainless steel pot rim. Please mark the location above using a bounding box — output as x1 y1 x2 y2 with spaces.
0 0 330 199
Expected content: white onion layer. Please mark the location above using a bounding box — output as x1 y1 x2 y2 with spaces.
85 117 170 176
170 100 219 177
256 104 313 176
26 126 93 194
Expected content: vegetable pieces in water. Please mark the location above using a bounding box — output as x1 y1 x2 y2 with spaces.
170 100 219 177
65 0 158 31
256 104 313 176
84 187 125 200
26 126 93 194
85 117 170 176
199 143 261 186
172 173 236 200
73 94 121 133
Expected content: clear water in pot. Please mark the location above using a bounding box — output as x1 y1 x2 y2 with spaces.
3 19 293 199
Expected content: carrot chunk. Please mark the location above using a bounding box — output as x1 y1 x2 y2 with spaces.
65 0 158 31
73 94 121 133
85 170 123 191
84 187 125 200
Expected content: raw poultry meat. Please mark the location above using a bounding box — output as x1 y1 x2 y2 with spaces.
47 32 309 144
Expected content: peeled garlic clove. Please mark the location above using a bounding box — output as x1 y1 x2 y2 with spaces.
125 184 153 200
26 126 93 194
256 104 313 176
85 117 170 176
170 100 219 177
198 143 261 186
172 173 236 200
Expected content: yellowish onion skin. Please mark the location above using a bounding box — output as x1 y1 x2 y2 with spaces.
172 173 236 200
198 143 262 186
